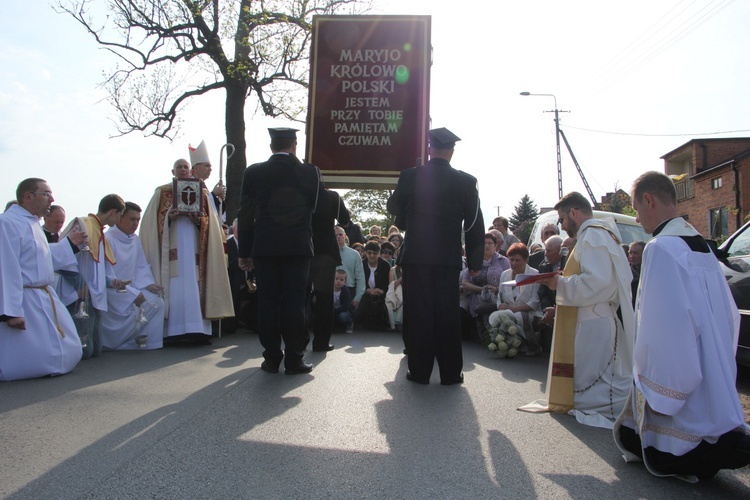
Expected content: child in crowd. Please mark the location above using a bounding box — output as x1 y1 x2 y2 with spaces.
333 269 354 333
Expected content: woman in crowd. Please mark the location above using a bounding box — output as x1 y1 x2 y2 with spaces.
352 242 365 260
388 233 403 262
380 241 396 266
385 263 403 332
494 242 543 355
460 233 510 337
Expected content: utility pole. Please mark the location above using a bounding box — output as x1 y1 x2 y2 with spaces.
520 92 569 200
494 205 502 217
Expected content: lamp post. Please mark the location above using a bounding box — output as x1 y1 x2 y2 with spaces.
520 92 567 200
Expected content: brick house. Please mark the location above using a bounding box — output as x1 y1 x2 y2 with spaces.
662 138 750 239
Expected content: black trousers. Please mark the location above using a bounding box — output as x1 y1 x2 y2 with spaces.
254 255 311 367
307 256 336 350
618 425 750 479
402 264 462 382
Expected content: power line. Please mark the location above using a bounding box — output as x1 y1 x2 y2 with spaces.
561 124 750 137
584 0 736 99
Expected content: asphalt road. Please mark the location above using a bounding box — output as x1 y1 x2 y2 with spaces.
1 330 749 499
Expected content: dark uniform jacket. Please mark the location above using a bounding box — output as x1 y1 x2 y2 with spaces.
237 153 319 258
387 158 484 271
312 189 350 266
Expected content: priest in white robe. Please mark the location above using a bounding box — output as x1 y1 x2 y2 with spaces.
100 202 165 350
59 194 126 359
531 192 635 429
0 178 86 381
140 154 233 344
614 171 750 481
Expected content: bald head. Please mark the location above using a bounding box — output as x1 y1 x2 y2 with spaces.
43 205 66 234
172 158 191 179
544 235 564 264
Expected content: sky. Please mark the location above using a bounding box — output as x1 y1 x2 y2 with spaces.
2 0 749 226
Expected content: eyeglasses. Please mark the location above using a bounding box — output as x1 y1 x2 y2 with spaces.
30 191 53 198
381 250 393 255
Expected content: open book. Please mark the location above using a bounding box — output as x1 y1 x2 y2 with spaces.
501 271 559 287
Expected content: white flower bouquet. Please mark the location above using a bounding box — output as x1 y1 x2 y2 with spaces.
484 309 523 358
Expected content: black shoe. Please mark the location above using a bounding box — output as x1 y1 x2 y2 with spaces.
285 362 314 375
441 373 464 386
260 361 279 374
406 371 429 385
312 344 335 352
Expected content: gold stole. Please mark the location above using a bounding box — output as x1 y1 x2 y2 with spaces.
546 247 581 413
81 215 116 265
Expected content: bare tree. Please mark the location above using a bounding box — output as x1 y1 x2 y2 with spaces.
56 0 365 218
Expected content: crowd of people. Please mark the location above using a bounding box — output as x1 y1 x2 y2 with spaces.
1 127 749 481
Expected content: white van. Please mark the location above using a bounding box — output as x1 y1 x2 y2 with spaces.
527 210 651 248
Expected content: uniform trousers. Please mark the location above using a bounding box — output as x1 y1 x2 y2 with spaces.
254 256 311 368
402 264 462 382
307 255 337 350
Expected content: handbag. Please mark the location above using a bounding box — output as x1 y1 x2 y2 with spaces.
475 287 498 315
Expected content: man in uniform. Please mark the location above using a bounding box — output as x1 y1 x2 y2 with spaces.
308 186 350 351
140 156 233 344
614 171 750 480
0 178 86 380
99 202 165 350
237 128 319 374
387 127 485 385
534 192 634 428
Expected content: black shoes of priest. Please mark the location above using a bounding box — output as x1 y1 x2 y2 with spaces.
261 360 313 374
260 360 279 374
406 371 464 386
312 344 335 352
440 373 464 386
285 362 314 375
406 371 429 384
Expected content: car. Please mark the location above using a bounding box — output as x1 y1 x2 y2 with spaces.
714 221 750 367
527 209 651 248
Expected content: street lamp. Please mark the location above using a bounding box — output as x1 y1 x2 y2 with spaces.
520 91 566 200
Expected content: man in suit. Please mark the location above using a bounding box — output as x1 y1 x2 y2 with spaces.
237 128 319 375
307 186 350 351
529 223 559 269
387 127 485 385
536 235 565 352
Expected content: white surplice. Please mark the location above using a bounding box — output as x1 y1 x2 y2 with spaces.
614 218 748 476
99 225 165 350
0 205 82 381
556 217 635 428
58 216 117 313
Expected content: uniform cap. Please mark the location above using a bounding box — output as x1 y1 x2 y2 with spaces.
428 127 461 150
268 128 299 140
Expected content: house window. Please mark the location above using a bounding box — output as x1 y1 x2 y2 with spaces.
709 206 728 239
711 177 722 189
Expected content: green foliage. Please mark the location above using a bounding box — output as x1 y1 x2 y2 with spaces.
599 189 633 215
508 194 539 244
342 189 395 231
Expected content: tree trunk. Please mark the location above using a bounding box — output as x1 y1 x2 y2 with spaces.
224 81 248 223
